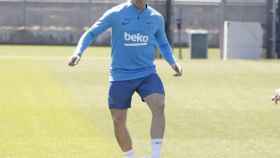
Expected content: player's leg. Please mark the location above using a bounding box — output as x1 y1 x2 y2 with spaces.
144 94 165 158
110 109 134 158
144 94 165 138
108 80 137 158
137 73 165 158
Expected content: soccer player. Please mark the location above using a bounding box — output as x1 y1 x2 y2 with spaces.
272 88 280 104
68 0 182 158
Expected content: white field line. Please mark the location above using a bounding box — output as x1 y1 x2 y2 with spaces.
0 55 109 61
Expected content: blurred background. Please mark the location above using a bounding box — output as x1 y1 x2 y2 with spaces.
0 0 278 58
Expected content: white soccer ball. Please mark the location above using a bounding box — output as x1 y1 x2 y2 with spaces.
275 88 280 95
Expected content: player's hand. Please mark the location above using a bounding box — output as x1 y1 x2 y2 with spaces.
272 88 280 104
68 54 81 67
171 63 183 77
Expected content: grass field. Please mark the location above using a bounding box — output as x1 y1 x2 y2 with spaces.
0 45 280 158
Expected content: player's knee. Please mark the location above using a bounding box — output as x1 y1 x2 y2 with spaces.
152 104 165 116
145 94 165 115
154 99 165 111
112 114 126 126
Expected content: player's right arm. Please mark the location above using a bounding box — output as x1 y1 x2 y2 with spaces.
68 10 114 66
272 88 280 104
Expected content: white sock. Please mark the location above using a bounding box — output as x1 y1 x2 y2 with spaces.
151 139 163 158
123 149 135 158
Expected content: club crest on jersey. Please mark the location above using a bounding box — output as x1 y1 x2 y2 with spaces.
124 32 149 47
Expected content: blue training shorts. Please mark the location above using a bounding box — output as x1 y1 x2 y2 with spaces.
108 73 165 109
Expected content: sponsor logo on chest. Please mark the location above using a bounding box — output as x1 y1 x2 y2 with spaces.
124 32 149 47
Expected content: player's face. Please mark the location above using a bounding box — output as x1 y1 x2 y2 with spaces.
131 0 147 9
133 0 146 3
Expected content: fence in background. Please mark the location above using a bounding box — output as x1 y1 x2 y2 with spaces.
0 0 266 47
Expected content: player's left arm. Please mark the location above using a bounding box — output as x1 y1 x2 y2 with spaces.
155 16 182 76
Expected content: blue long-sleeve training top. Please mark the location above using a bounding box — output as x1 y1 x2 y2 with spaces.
74 1 176 81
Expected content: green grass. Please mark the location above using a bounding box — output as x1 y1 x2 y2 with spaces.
0 45 280 158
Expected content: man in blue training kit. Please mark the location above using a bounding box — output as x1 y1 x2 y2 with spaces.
68 0 182 158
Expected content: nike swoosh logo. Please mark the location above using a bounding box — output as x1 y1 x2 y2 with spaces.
121 21 129 25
